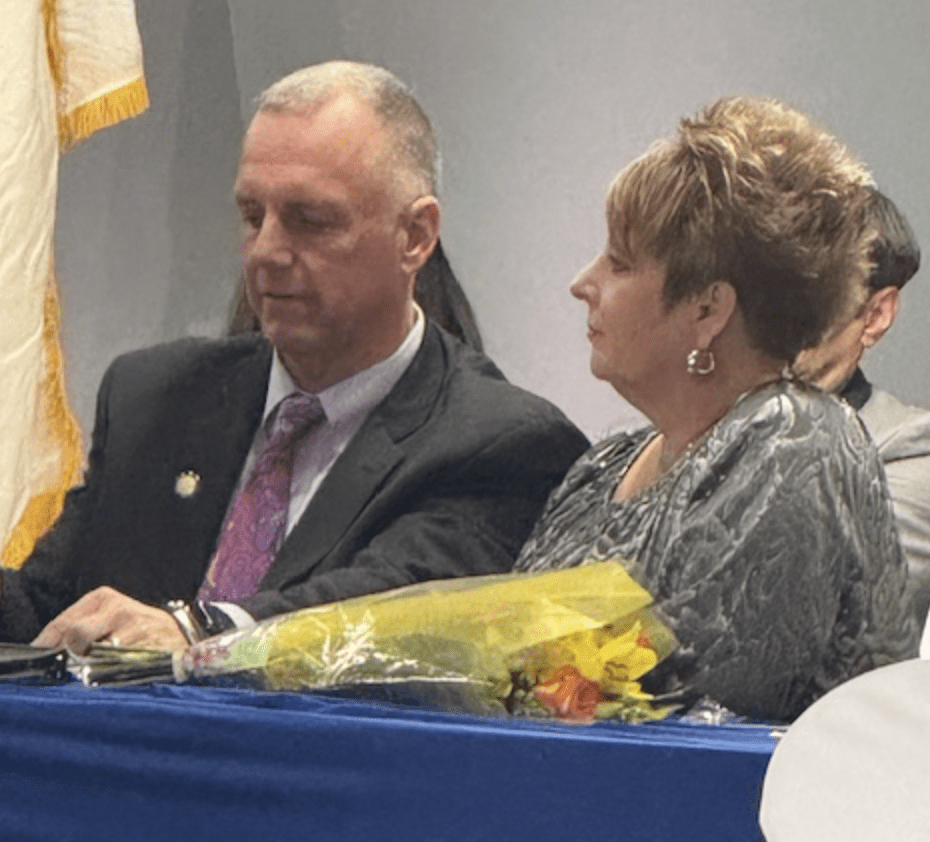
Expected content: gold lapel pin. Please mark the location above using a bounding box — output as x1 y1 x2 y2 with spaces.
174 470 201 498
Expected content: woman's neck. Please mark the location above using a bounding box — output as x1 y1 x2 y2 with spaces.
616 360 786 501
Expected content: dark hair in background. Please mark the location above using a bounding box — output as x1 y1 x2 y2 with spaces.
866 186 920 291
227 239 483 352
412 240 483 351
227 281 262 336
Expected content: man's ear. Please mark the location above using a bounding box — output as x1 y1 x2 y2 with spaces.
692 280 738 349
861 286 900 349
400 196 440 275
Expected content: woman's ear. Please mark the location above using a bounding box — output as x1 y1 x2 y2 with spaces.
693 281 738 348
399 196 440 275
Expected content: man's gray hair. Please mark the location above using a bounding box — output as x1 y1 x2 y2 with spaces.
257 60 440 195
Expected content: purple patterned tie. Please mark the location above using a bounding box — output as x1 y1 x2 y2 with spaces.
199 392 326 602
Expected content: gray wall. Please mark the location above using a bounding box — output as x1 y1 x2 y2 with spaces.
56 0 242 431
57 0 930 441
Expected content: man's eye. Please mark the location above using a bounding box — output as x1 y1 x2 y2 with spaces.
238 205 263 229
287 208 329 232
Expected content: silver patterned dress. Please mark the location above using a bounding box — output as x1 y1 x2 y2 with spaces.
516 381 919 722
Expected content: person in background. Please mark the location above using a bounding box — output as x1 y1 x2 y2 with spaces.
516 96 918 722
0 60 588 652
794 186 930 630
412 240 484 351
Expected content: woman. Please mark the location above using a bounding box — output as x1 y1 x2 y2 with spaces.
516 96 918 722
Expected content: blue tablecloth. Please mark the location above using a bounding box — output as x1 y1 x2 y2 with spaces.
0 681 775 840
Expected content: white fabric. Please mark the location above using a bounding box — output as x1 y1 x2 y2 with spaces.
55 0 146 115
760 658 930 841
0 2 59 543
0 0 146 559
212 601 256 630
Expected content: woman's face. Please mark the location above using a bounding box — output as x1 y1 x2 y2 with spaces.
570 251 694 406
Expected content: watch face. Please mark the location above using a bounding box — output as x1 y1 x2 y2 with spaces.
192 600 235 637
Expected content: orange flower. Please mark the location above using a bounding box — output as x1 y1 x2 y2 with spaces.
534 663 605 721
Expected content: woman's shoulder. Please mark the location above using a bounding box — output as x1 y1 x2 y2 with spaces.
682 379 882 514
736 378 857 423
721 379 871 459
539 427 650 507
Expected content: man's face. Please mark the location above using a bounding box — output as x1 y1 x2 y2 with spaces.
234 96 418 392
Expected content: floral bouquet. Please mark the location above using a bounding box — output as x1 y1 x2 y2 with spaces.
180 560 678 723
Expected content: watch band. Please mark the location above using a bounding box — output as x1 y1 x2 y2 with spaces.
164 599 237 645
165 599 203 645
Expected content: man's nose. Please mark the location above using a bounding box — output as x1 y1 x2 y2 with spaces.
247 215 294 269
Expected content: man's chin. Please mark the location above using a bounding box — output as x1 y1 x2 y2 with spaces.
262 324 325 360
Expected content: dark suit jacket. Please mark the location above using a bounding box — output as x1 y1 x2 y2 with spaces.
0 324 588 641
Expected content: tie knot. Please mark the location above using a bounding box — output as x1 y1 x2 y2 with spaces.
266 392 326 453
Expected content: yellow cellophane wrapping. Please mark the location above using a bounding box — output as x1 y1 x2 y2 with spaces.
183 561 679 723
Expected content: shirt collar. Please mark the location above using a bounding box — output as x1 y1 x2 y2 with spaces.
263 303 425 427
837 366 873 412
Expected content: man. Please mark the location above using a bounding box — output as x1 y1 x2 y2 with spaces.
1 61 588 652
795 186 930 626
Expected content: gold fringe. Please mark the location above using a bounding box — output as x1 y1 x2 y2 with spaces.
44 0 150 150
41 0 64 91
58 76 150 151
3 2 146 566
1 278 83 569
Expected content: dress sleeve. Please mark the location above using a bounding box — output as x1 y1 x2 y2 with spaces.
648 395 919 722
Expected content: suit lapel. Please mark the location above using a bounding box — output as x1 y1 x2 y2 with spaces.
264 323 449 588
175 337 272 575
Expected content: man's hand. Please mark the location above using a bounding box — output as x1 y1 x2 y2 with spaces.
33 586 189 654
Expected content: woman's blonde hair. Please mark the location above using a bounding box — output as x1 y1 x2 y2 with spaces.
607 96 874 361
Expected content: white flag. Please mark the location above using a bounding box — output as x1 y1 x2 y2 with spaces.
0 0 148 568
